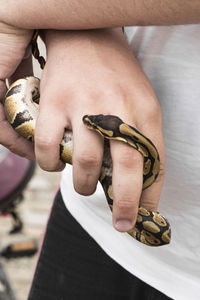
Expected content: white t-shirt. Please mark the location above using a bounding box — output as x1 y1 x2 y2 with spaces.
60 25 200 300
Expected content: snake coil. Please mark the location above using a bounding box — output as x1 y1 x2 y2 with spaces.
4 76 171 246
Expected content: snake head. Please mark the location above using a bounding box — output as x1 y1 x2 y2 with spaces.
82 114 123 138
82 114 101 129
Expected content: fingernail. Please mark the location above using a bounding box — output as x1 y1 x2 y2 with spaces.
115 219 133 232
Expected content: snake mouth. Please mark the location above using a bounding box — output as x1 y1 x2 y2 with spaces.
82 114 91 126
82 114 101 129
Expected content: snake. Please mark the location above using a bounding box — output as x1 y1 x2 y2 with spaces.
4 76 171 246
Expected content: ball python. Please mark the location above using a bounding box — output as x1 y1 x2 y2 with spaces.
4 76 171 246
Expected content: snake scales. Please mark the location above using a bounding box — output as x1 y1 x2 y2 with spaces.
4 76 171 246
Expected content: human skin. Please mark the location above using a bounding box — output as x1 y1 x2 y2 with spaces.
0 0 200 29
0 1 198 158
0 0 198 231
0 23 34 158
0 26 165 231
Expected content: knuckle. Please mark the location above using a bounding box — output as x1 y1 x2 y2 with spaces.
159 165 166 178
76 152 100 168
115 197 136 209
156 165 166 183
146 101 162 123
74 184 96 196
35 136 57 151
37 160 63 172
73 170 98 196
74 178 97 196
3 136 25 157
117 148 141 168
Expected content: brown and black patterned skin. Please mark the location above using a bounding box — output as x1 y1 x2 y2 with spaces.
4 78 171 246
83 115 171 246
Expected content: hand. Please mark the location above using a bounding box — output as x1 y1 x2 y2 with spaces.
0 22 34 159
35 28 165 232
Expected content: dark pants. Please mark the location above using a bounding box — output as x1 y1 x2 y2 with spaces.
28 190 172 300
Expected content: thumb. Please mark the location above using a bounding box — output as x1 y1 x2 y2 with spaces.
0 22 34 159
0 22 32 81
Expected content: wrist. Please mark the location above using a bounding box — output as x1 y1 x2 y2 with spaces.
44 27 126 53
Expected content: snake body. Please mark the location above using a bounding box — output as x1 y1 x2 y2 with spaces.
4 76 171 246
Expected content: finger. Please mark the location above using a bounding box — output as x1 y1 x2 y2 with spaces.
110 139 143 232
0 25 32 81
139 127 165 212
72 115 104 195
34 98 67 172
0 104 35 159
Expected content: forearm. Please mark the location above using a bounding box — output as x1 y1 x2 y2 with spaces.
1 0 200 29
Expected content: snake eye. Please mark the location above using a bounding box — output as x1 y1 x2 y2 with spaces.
89 114 104 126
94 114 104 122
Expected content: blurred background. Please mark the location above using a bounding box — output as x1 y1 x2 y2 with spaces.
0 38 61 300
